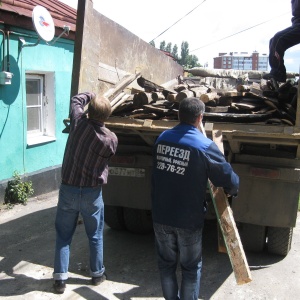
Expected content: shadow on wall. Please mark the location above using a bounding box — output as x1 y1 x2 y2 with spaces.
0 55 21 139
0 55 21 104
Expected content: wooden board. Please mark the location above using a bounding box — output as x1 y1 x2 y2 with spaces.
205 106 229 113
200 122 252 285
104 72 141 101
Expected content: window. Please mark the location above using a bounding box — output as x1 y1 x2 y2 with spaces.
26 73 56 145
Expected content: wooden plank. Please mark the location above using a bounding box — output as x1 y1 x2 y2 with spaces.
200 122 252 285
296 80 300 127
210 127 228 254
143 104 170 114
104 72 141 101
111 94 132 112
210 128 228 254
205 106 229 113
217 224 227 253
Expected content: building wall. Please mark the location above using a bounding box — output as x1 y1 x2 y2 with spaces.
252 52 259 70
213 52 268 71
213 56 223 69
0 26 73 199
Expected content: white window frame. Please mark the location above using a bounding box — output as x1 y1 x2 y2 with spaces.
26 72 56 145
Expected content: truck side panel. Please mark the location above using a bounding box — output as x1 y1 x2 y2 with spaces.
232 163 300 227
71 0 183 97
105 153 153 210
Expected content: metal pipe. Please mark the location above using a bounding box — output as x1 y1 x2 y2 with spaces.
6 30 10 72
9 30 38 39
9 30 73 46
0 29 5 71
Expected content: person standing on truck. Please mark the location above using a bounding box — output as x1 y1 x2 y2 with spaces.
151 97 239 300
52 92 118 294
263 0 300 83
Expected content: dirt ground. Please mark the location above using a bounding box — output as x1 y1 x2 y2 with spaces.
0 190 300 300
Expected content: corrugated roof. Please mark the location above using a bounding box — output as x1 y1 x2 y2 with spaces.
0 0 77 39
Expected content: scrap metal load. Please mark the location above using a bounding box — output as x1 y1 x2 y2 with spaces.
108 67 298 126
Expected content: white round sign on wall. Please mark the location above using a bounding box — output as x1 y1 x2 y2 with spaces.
32 5 55 42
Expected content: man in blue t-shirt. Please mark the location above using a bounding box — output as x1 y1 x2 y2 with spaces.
151 97 239 300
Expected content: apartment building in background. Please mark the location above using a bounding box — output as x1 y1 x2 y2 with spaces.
213 51 268 71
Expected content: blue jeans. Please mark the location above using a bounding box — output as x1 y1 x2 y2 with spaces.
53 184 105 280
153 223 203 300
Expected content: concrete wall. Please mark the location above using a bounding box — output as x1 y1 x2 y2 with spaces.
71 0 183 96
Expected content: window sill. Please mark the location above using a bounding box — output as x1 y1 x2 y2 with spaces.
27 135 56 146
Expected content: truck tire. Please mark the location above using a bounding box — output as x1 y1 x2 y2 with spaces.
123 208 153 234
267 226 293 256
238 223 266 252
104 205 126 230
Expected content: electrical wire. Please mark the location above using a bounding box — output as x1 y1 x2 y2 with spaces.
149 0 207 43
190 11 289 53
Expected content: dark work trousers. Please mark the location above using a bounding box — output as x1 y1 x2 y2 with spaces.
269 23 300 78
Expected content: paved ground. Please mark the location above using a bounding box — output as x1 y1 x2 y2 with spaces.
0 190 300 300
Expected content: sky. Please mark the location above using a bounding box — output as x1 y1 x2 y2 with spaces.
58 0 300 73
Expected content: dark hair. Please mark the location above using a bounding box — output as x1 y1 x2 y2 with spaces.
88 96 112 122
179 97 205 124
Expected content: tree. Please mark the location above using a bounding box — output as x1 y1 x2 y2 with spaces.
154 40 201 68
149 40 155 47
166 42 172 53
179 41 201 68
187 54 201 68
172 44 179 61
179 41 190 67
159 41 166 51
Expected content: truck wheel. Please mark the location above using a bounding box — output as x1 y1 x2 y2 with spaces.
104 205 126 230
238 223 266 252
123 208 153 234
267 226 293 256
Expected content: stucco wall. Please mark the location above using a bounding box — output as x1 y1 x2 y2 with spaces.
0 26 73 186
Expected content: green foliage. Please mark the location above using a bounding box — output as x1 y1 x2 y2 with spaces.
179 41 189 66
166 42 172 53
149 40 155 47
186 54 201 69
4 171 34 205
158 40 201 68
171 44 179 61
179 41 201 69
159 41 166 50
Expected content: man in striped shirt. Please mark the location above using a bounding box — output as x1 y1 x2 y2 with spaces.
53 92 118 294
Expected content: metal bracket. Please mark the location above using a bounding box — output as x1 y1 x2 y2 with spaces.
47 25 70 45
19 25 70 49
